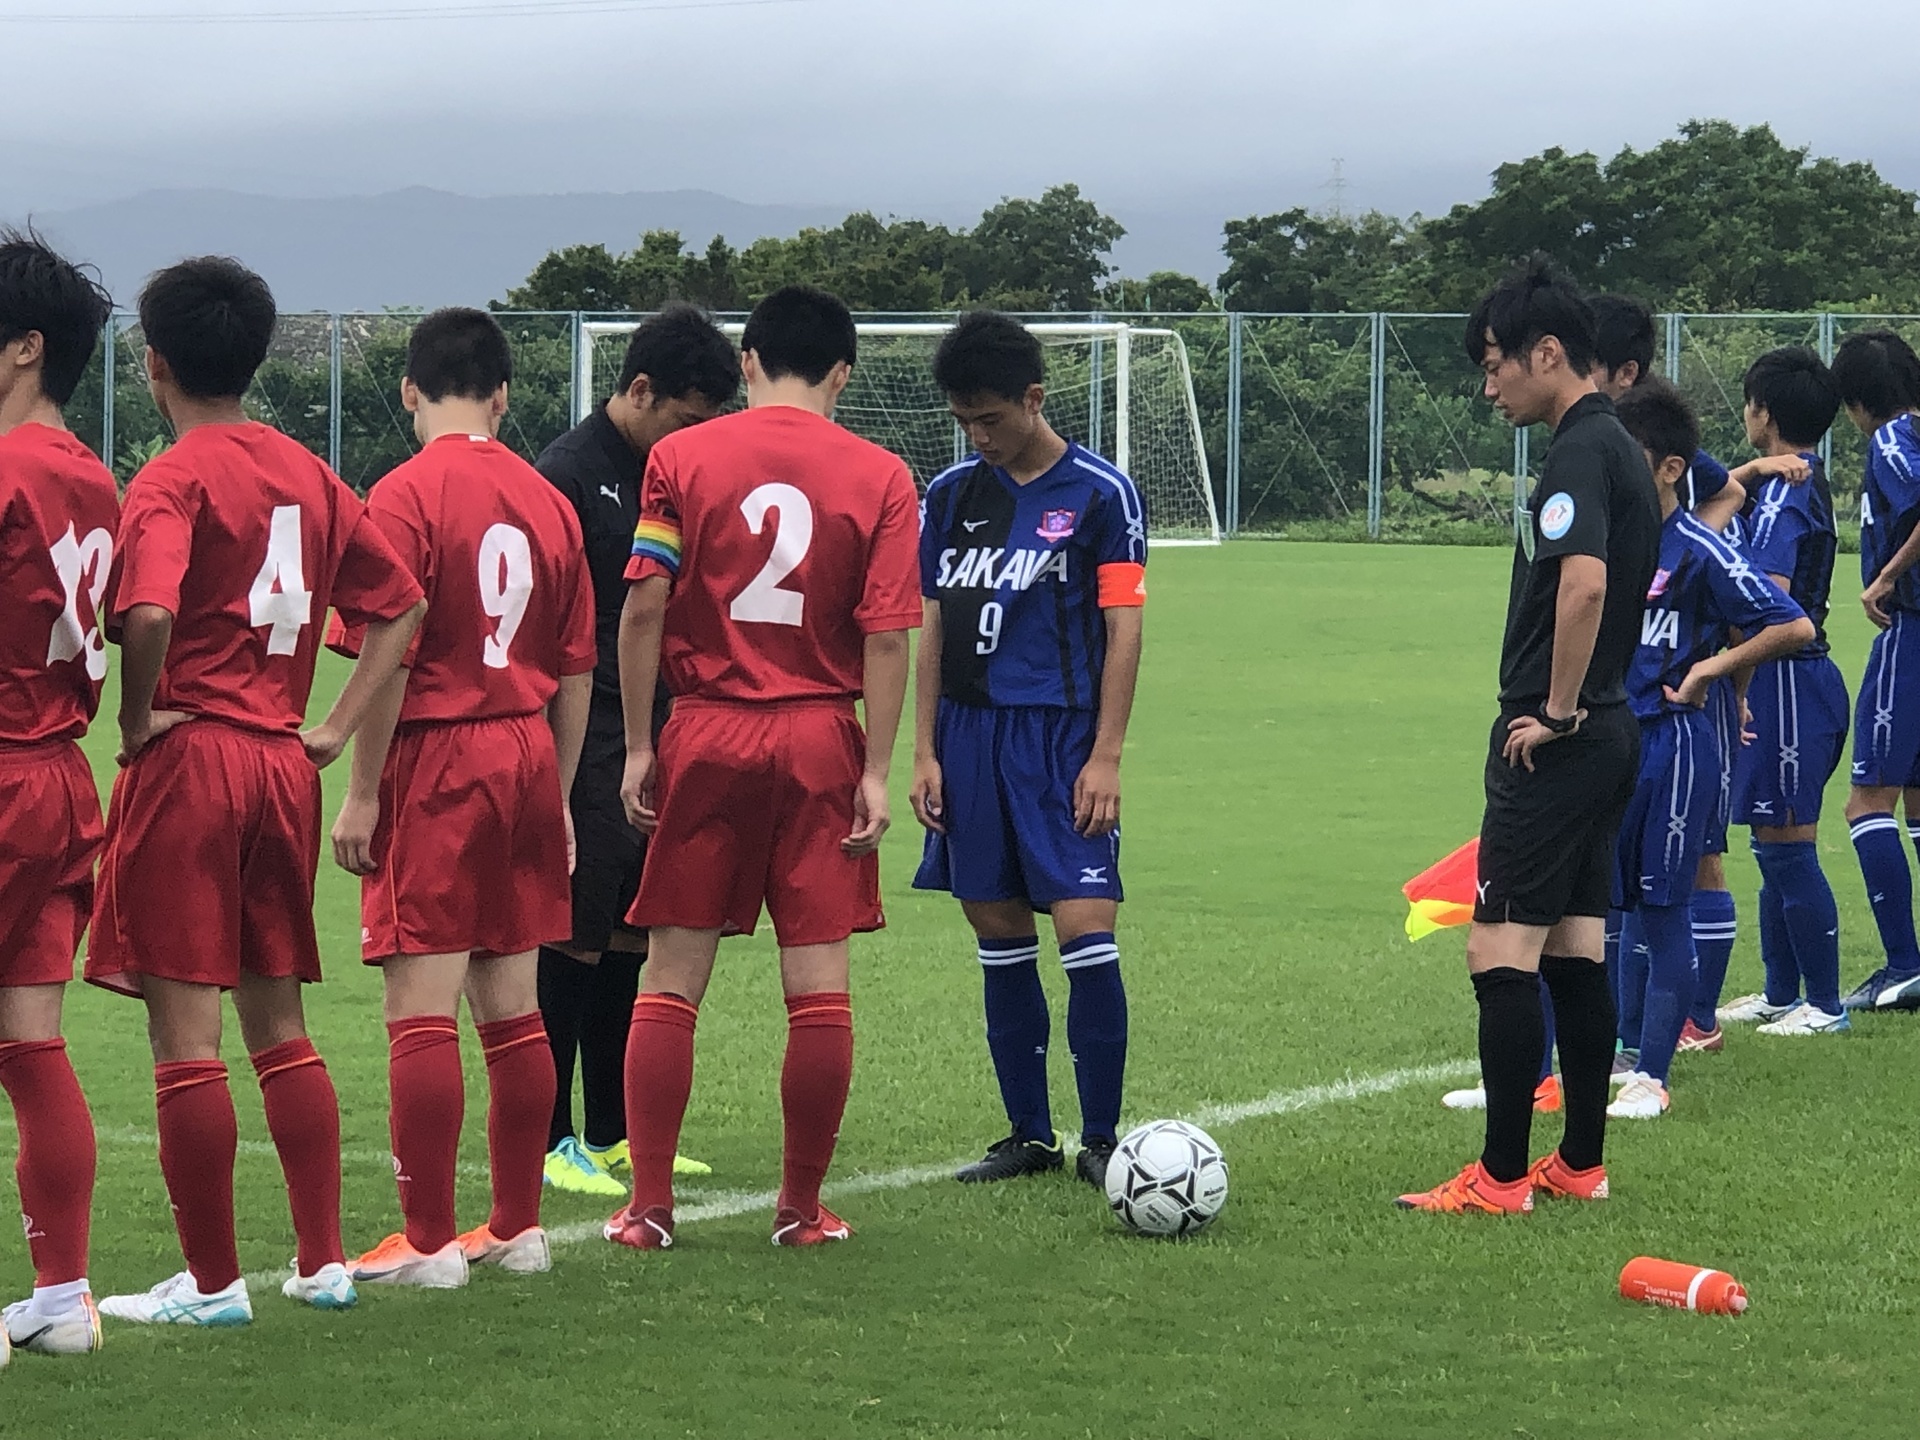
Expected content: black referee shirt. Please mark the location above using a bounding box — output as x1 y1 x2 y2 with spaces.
535 406 642 707
1497 392 1660 710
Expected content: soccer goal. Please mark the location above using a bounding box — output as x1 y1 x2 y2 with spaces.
577 319 1222 545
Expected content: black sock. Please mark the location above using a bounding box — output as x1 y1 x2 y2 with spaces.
1473 967 1543 1184
1540 954 1615 1172
581 952 644 1149
537 946 592 1151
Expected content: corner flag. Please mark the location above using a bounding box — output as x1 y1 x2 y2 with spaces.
1403 838 1478 941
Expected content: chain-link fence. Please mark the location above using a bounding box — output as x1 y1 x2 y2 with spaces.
82 310 1917 540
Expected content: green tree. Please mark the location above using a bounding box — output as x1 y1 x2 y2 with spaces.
1111 271 1216 312
962 184 1127 310
1219 209 1424 312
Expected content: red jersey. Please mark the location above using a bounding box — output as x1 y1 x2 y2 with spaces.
0 424 121 745
624 407 921 702
328 433 597 723
106 422 423 735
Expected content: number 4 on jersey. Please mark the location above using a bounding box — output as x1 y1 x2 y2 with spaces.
249 504 313 656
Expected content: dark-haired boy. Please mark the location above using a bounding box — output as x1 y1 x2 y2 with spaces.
1834 330 1920 1010
89 257 425 1326
532 305 734 1198
606 285 919 1250
325 308 597 1288
0 230 117 1357
1714 348 1850 1035
908 310 1146 1187
1398 257 1656 1216
1605 380 1810 1122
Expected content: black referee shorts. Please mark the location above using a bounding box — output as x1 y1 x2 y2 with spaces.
1474 702 1639 928
565 702 648 953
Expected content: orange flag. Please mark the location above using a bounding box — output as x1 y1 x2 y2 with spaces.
1403 838 1479 940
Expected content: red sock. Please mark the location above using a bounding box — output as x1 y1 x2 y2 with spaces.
779 992 853 1219
250 1038 344 1275
154 1061 239 1293
0 1040 96 1287
623 993 698 1216
386 1017 462 1255
475 1013 555 1240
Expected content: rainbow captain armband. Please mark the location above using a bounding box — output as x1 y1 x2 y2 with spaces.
629 517 682 577
1097 561 1147 608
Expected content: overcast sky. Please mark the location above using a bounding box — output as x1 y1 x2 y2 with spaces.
7 0 1920 267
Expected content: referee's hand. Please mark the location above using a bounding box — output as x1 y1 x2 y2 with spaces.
621 748 658 834
1502 710 1583 772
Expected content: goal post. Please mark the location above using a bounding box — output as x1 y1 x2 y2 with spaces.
578 318 1222 545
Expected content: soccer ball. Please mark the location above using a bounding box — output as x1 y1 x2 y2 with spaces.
1103 1120 1228 1237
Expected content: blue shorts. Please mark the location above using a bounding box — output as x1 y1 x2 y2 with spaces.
1615 710 1721 909
1734 654 1850 826
1852 610 1920 789
913 702 1123 907
1703 677 1738 856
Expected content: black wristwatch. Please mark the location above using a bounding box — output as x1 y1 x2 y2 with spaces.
1537 708 1579 735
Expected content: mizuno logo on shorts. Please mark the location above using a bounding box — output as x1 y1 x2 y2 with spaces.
1080 867 1107 884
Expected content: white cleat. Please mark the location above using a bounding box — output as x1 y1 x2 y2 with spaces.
3 1295 103 1355
99 1273 252 1327
1441 1084 1487 1110
458 1224 552 1275
281 1262 358 1310
1717 993 1797 1025
1607 1076 1671 1120
1756 1003 1852 1037
351 1235 470 1290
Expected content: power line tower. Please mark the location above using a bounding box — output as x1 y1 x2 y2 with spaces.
1323 158 1349 220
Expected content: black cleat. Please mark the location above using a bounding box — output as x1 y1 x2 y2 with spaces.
954 1133 1064 1183
1075 1136 1118 1189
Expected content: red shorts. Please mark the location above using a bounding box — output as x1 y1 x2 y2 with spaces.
87 722 322 996
628 699 883 947
0 741 104 988
362 714 571 961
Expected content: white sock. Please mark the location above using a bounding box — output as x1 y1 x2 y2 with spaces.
32 1278 90 1316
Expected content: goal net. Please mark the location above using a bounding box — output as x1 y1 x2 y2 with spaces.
579 320 1221 544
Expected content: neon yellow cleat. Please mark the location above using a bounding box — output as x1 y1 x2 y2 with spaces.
588 1139 713 1179
544 1136 626 1197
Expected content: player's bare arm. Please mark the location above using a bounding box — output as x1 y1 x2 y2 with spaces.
909 598 945 834
115 602 191 766
302 598 426 767
1504 554 1604 771
1664 613 1815 709
1864 520 1920 628
327 666 408 877
547 670 593 873
848 628 910 856
1075 605 1143 837
1729 452 1812 491
618 574 670 831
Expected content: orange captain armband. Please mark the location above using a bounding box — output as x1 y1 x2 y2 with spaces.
1097 561 1147 608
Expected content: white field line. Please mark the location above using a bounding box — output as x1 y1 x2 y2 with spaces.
0 1059 1476 1287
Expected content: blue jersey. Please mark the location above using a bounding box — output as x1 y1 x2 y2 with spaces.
920 443 1147 710
1743 454 1835 658
1861 415 1920 615
1627 508 1805 719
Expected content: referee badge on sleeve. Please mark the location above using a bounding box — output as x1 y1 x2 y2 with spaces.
1539 492 1576 541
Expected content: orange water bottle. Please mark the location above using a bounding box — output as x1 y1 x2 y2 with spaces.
1619 1257 1748 1315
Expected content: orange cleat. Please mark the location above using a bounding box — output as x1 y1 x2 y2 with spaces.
457 1223 551 1274
771 1204 853 1247
1527 1150 1610 1201
350 1233 469 1289
1677 1020 1724 1053
1533 1074 1562 1113
1394 1161 1533 1214
603 1204 674 1251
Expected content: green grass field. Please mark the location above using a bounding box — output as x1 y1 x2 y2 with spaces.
9 541 1920 1439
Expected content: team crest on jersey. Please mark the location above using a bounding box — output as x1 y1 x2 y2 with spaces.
1037 509 1078 541
1647 569 1671 599
1539 492 1576 541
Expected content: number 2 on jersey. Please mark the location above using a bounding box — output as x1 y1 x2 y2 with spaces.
730 483 813 627
249 505 313 656
479 523 534 669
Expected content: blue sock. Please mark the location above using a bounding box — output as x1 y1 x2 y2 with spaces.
1850 813 1920 973
1756 840 1843 1014
1637 901 1698 1085
979 937 1053 1143
1688 889 1737 1030
1061 932 1127 1144
1754 865 1800 1007
1616 909 1649 1053
1538 982 1557 1084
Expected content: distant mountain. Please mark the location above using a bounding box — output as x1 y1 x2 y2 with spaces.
16 187 851 312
